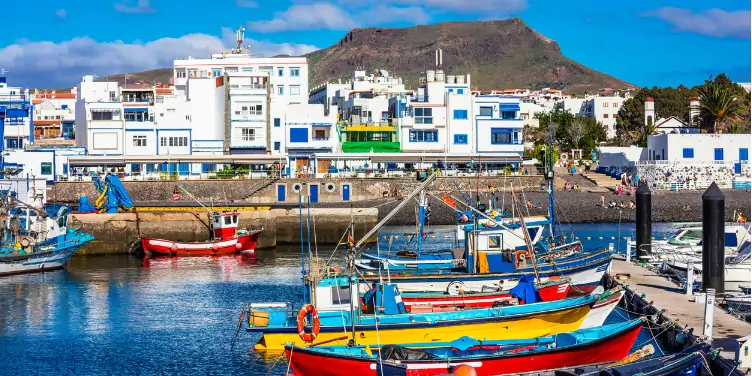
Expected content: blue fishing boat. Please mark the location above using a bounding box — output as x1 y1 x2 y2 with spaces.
283 318 646 376
556 343 711 376
0 192 94 276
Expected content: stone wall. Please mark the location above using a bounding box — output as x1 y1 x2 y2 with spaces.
69 208 377 255
50 176 545 204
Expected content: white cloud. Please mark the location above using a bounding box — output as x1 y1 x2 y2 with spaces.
236 0 259 8
366 6 431 25
113 0 155 14
642 7 750 39
55 9 67 19
388 0 527 14
248 3 359 32
0 33 318 88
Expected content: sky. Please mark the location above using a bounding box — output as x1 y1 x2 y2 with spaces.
0 0 749 89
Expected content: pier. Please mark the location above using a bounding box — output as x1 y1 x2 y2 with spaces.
608 258 749 372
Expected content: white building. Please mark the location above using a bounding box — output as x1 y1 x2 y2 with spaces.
473 96 524 155
309 69 404 116
554 95 625 138
3 146 87 183
646 133 750 163
31 89 76 140
75 75 123 155
0 72 32 149
644 97 699 134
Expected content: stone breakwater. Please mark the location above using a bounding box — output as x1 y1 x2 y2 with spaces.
329 189 751 225
68 208 377 255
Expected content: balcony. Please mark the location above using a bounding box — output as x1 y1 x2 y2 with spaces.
312 135 330 141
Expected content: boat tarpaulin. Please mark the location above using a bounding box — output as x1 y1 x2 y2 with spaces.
510 275 541 304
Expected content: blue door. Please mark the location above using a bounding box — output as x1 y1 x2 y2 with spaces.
310 184 319 203
714 148 724 161
735 163 742 174
740 148 749 161
342 184 351 201
277 185 286 202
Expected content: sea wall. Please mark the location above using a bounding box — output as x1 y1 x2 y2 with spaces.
68 208 377 255
49 176 545 204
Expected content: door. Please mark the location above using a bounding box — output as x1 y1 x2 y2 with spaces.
309 184 319 203
317 159 331 174
296 159 309 176
342 184 351 201
714 148 724 161
276 184 286 202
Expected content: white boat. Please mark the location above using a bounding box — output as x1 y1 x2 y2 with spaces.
665 240 751 294
579 287 625 329
634 224 750 264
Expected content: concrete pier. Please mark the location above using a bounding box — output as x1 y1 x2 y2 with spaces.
609 258 750 363
68 208 378 255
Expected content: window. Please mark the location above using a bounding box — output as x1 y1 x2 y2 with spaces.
225 67 239 73
682 148 694 158
133 135 147 147
274 142 280 151
290 128 308 142
488 235 501 249
289 67 300 77
242 67 253 72
453 109 468 119
238 104 263 116
202 164 216 173
124 112 148 122
91 109 120 121
603 114 609 118
448 88 454 93
331 285 351 305
274 118 281 127
491 128 513 144
211 68 222 77
602 102 609 107
278 85 284 95
414 108 433 124
290 85 301 95
160 136 188 147
41 162 52 175
241 128 256 141
479 106 493 116
613 102 618 107
457 89 464 94
277 67 284 77
453 134 468 144
176 70 186 78
109 91 117 101
408 130 438 142
501 111 515 119
740 148 749 161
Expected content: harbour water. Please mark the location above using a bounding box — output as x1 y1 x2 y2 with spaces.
0 223 685 375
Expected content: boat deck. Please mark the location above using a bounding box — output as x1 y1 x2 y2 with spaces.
610 257 750 361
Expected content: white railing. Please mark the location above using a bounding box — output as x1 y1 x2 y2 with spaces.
652 179 733 191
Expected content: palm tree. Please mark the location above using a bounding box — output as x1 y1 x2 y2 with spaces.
697 81 744 133
628 117 657 147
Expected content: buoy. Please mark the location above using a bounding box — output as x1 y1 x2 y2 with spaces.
611 237 615 240
599 237 603 240
575 237 579 240
453 364 478 376
235 242 243 250
212 243 219 251
587 237 591 240
170 244 178 252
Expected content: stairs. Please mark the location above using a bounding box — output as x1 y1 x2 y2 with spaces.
242 177 279 201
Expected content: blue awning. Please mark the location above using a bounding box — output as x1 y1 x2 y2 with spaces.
500 104 520 111
124 108 148 113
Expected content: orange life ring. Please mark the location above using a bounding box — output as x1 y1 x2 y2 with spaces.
514 250 530 268
296 304 320 343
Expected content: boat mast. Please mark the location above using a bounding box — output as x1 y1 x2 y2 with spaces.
417 190 426 255
512 192 540 283
547 118 556 239
298 187 308 304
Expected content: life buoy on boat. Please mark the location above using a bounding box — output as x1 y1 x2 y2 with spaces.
296 304 320 343
514 250 530 268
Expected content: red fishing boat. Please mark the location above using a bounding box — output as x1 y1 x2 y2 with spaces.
284 318 645 376
141 211 262 256
401 278 571 312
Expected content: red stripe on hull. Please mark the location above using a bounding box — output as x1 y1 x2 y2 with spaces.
141 230 261 257
286 323 642 376
401 281 571 310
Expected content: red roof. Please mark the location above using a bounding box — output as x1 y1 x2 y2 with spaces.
645 97 654 102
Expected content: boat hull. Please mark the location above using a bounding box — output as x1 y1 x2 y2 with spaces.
0 235 90 276
141 230 261 256
401 279 571 310
285 319 643 376
253 302 592 351
579 289 624 329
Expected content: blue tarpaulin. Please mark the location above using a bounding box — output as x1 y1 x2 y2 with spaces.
510 275 541 304
78 196 96 212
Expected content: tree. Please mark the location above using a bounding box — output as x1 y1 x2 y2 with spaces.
628 116 658 147
534 110 606 155
697 75 748 133
566 116 586 149
615 86 693 142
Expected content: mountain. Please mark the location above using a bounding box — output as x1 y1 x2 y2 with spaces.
306 18 631 92
99 19 631 92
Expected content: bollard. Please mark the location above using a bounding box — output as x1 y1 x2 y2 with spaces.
635 184 652 259
686 263 694 295
702 183 725 293
703 288 716 340
625 241 631 262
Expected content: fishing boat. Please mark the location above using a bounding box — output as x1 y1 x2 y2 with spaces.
283 318 645 376
141 211 262 256
400 277 572 311
0 195 94 276
664 240 751 294
556 343 711 376
246 280 622 350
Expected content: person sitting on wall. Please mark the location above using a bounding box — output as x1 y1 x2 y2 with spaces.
608 200 617 208
573 183 581 192
628 200 636 209
738 212 748 223
600 195 605 207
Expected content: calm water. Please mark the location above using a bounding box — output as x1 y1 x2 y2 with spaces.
0 223 684 375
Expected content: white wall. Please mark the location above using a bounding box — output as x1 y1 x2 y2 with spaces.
592 96 623 138
648 134 751 162
597 146 646 167
446 93 473 154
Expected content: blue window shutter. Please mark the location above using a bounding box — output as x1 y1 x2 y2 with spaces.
448 89 453 93
274 142 280 151
274 118 281 127
714 148 724 161
290 128 308 142
682 148 694 158
457 89 464 94
740 148 749 161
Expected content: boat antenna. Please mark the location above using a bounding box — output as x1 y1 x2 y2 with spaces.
547 118 556 239
511 191 540 283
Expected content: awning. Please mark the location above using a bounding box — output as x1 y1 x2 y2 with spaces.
124 108 148 113
500 104 521 111
68 154 289 166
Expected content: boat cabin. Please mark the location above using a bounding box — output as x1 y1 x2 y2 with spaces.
457 216 549 250
667 225 750 250
211 211 240 241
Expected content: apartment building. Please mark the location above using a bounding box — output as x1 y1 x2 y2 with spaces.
0 71 32 150
31 89 76 140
